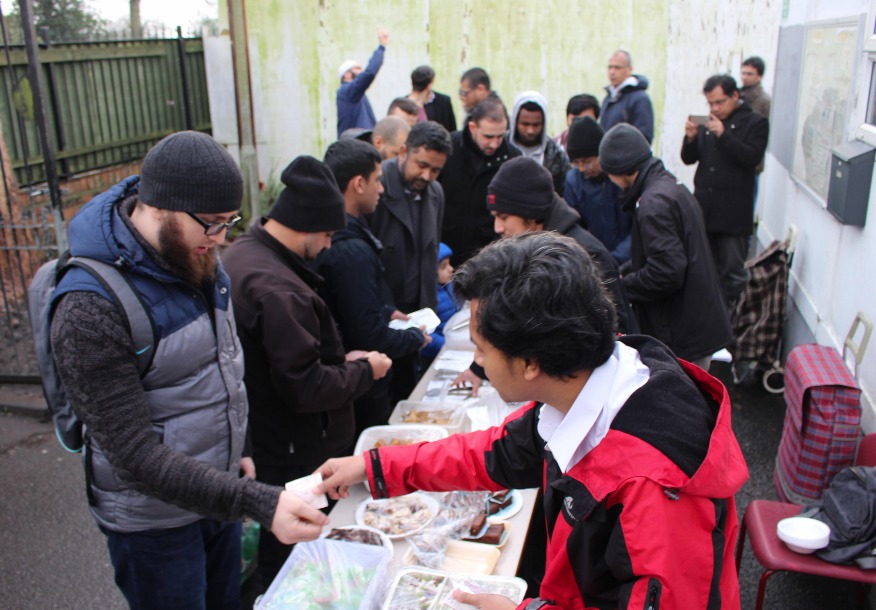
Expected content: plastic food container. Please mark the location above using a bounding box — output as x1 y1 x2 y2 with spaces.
257 537 391 609
389 401 467 434
403 539 501 575
776 516 831 554
354 425 449 456
383 567 528 610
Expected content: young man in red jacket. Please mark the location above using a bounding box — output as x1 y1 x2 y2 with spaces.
317 232 748 610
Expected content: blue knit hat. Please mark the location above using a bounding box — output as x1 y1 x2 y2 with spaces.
438 242 453 263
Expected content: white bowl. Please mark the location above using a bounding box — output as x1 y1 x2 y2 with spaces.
776 517 831 554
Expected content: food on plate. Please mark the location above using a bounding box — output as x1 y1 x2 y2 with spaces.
324 527 384 547
401 408 455 425
363 495 434 536
478 524 506 545
373 437 418 449
469 512 487 537
487 490 514 515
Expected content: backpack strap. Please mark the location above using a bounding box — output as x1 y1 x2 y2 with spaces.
63 256 156 376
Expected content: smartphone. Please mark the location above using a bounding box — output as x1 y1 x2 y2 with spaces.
689 114 710 126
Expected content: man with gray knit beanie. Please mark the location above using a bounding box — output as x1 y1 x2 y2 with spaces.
50 131 330 609
600 124 732 370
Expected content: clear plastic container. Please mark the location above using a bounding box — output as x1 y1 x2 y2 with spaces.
256 538 390 610
354 425 449 456
389 401 467 434
383 566 528 610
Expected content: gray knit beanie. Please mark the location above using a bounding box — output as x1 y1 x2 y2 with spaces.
139 131 243 214
598 123 653 176
267 156 346 233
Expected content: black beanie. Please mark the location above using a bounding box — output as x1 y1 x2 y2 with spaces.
486 157 554 220
598 123 653 176
267 156 346 233
139 131 243 213
566 117 604 161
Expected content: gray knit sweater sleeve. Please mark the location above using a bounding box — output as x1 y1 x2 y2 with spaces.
50 291 281 529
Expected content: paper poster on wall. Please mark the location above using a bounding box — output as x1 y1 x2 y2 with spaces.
792 18 862 201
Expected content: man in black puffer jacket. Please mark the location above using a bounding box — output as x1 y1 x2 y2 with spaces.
601 124 732 370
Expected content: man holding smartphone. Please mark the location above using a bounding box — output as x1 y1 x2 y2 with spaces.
681 74 769 312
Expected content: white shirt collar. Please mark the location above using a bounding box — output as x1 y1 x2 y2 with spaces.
537 341 650 473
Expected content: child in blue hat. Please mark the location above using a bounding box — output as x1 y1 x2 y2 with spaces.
422 242 459 360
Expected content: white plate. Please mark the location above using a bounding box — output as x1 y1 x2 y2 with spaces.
321 524 394 560
487 490 522 520
356 493 440 539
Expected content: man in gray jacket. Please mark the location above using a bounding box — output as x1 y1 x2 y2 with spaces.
367 120 451 402
50 132 329 609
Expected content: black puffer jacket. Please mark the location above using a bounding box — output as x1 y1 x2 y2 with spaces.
439 127 521 266
543 195 638 334
680 103 769 236
621 158 732 361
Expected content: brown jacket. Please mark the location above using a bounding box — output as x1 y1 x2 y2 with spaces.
223 220 373 468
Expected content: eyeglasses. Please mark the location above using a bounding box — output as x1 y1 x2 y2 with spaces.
187 212 242 236
458 88 472 97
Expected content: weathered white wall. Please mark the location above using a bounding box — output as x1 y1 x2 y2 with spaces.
757 0 876 432
659 0 783 190
210 0 876 430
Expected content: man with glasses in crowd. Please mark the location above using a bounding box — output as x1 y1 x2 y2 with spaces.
682 74 769 311
49 131 330 609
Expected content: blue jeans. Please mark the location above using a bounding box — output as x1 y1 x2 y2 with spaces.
102 519 242 610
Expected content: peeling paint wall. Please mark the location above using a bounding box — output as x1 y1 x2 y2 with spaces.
661 1 784 187
218 0 673 175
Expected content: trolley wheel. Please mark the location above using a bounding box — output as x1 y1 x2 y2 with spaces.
762 367 785 394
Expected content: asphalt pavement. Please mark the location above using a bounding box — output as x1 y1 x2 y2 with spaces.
0 364 870 609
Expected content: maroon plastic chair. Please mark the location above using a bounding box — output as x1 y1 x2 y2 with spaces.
736 434 876 609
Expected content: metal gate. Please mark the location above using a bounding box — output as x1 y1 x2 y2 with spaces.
0 181 54 381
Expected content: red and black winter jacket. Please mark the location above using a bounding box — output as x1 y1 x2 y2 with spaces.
366 335 748 610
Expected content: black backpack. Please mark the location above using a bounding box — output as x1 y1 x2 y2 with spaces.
28 253 156 452
801 465 876 568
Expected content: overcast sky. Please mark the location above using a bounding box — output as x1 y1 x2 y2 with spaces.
87 0 216 30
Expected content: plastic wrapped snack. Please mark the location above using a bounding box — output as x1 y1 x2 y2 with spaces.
406 491 487 567
257 538 390 610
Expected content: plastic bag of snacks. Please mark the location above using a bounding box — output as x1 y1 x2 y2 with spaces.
256 538 390 609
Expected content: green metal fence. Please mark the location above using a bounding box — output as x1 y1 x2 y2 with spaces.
0 35 211 187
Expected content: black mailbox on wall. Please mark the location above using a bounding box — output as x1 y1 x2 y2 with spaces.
827 139 875 227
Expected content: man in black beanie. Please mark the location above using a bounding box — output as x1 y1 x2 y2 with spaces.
223 155 392 592
454 157 639 397
600 123 732 370
50 131 332 609
563 116 632 265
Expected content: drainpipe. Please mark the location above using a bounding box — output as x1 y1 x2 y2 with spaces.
20 0 66 253
226 0 260 222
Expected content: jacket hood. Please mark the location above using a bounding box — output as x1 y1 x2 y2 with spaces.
606 74 650 98
509 90 549 150
438 241 453 262
66 176 176 283
544 194 582 234
569 335 748 503
331 213 382 253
